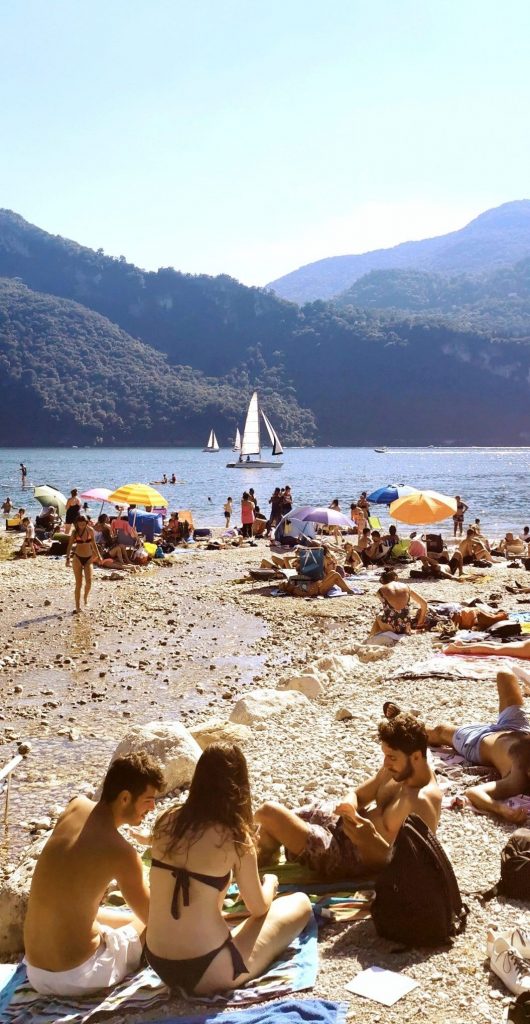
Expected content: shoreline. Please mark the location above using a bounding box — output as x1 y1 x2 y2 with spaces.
1 541 529 1020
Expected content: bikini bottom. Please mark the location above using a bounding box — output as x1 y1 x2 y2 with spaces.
145 933 248 995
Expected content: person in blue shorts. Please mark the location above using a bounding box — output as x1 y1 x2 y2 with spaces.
426 671 530 823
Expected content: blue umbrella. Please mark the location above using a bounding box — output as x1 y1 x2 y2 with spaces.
367 484 418 505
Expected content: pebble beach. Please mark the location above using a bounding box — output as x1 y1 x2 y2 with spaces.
1 532 529 1023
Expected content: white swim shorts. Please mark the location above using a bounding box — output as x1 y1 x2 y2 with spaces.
26 924 142 996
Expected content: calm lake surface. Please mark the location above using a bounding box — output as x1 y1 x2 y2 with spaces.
2 446 530 536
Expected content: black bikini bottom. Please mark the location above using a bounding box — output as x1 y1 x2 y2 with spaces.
74 552 92 566
145 933 248 995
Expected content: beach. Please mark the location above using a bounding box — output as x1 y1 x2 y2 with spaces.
1 535 529 1022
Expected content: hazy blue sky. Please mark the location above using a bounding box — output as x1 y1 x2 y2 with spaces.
2 1 529 284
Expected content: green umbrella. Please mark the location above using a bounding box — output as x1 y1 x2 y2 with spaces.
33 485 67 518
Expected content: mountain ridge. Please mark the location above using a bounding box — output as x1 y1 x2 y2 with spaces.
266 200 530 303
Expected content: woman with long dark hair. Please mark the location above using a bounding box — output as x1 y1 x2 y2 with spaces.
146 744 311 997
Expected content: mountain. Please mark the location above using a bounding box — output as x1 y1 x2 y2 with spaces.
3 209 530 444
334 258 530 340
266 200 530 303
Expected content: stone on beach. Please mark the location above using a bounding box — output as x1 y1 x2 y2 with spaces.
0 834 47 955
189 718 251 750
229 687 310 725
104 721 201 795
278 673 324 699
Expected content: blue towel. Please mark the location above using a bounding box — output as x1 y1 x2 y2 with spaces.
146 997 347 1024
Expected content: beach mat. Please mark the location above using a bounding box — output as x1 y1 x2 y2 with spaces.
0 920 319 1023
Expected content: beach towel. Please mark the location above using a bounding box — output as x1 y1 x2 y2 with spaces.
147 997 347 1024
0 921 319 1023
389 654 530 690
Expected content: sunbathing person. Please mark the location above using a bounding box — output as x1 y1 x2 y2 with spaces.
146 744 311 996
24 753 164 996
280 569 355 597
459 528 493 564
343 542 363 573
369 569 428 636
444 637 530 659
256 713 441 878
492 532 527 558
425 671 530 822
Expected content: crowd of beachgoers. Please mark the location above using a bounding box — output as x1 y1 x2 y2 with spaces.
5 473 530 1021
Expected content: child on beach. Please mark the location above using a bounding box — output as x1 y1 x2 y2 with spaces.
224 497 233 528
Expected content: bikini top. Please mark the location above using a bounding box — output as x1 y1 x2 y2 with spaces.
151 857 231 920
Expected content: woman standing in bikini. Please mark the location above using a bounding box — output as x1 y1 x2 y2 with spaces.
146 744 311 997
65 514 100 613
64 488 81 535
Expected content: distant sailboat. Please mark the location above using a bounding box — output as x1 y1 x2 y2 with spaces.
203 429 220 452
232 427 241 452
226 393 284 469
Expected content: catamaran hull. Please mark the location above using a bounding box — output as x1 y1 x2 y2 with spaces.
226 461 283 469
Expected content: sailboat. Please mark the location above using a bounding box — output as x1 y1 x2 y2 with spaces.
226 392 284 469
232 427 241 452
203 429 220 453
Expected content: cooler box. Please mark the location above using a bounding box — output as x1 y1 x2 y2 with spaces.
129 511 163 542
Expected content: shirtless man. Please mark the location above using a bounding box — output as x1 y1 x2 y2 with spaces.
24 753 164 996
459 528 493 565
255 713 441 878
425 671 530 823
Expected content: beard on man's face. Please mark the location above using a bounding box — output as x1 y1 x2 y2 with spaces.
389 755 414 782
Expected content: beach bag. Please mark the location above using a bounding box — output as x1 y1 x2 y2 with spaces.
372 814 468 947
486 621 522 639
509 992 530 1023
482 829 530 901
426 533 444 553
298 548 325 580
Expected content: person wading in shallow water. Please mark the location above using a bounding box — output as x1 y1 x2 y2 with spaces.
65 514 100 613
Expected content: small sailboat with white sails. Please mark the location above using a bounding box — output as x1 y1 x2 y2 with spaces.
232 427 241 452
203 429 220 453
226 392 283 469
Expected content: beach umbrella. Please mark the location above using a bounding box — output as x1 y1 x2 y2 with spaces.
290 506 354 529
107 483 168 508
33 485 67 518
389 490 457 525
80 487 113 503
367 484 418 505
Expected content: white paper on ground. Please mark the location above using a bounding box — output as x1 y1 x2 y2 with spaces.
345 965 419 1005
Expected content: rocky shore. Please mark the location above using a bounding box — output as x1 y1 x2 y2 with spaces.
0 539 528 1022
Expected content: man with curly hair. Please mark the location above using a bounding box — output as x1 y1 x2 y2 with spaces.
256 713 441 878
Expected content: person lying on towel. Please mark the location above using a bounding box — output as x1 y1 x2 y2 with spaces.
426 670 530 823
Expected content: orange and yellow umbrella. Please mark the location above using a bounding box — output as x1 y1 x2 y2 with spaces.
389 490 457 525
107 483 168 508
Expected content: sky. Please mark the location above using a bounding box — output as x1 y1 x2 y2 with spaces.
1 1 529 285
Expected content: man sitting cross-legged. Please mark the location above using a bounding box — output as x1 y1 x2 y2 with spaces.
255 714 442 878
425 670 530 824
24 753 164 996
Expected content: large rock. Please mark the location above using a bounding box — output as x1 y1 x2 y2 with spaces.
106 721 201 795
278 674 324 700
189 718 251 750
0 833 47 955
230 688 309 725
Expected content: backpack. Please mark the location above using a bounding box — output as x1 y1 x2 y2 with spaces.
426 533 444 553
482 829 530 900
298 548 325 580
371 814 468 947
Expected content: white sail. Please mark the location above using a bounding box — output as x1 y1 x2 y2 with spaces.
233 428 241 451
261 411 284 457
206 429 214 448
241 392 261 456
211 432 219 451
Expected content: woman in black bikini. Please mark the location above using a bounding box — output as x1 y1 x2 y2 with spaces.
146 743 311 997
65 515 100 613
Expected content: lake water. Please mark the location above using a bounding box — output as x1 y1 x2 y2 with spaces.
2 446 530 536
